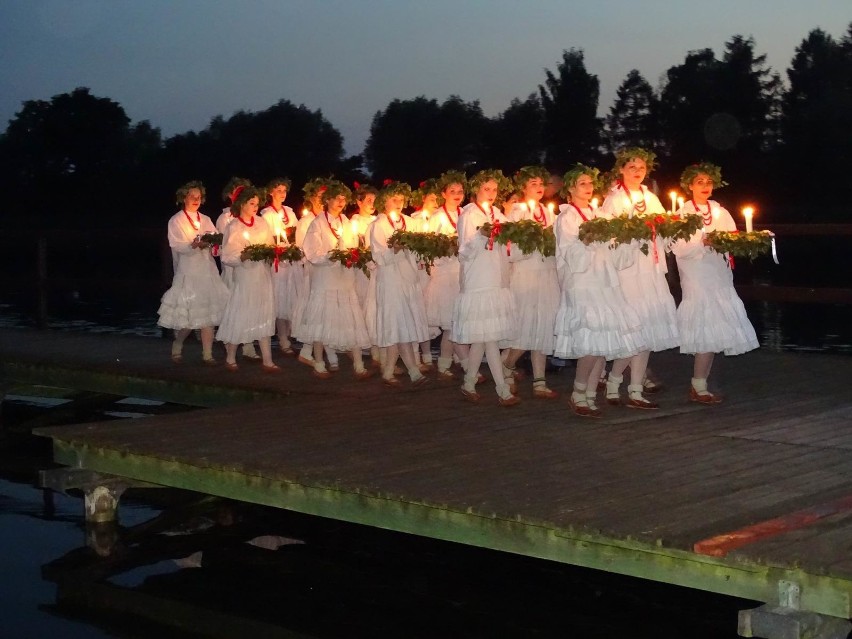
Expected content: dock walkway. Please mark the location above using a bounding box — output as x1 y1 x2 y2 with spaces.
2 327 851 634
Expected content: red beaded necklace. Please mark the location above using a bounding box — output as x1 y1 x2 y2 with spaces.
568 202 592 223
182 209 201 230
442 204 458 230
692 199 712 226
324 211 342 241
384 212 406 231
619 181 647 213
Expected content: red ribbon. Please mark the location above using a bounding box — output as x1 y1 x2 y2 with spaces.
212 245 219 257
273 246 284 272
488 220 501 251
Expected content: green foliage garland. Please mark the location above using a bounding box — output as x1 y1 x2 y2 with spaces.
613 147 657 174
578 213 705 254
200 232 223 246
328 247 373 277
560 164 603 199
376 180 413 213
277 244 304 263
706 230 774 260
468 169 513 197
513 165 551 191
652 213 704 244
388 230 459 273
240 243 276 263
679 162 728 191
411 178 441 209
479 220 556 257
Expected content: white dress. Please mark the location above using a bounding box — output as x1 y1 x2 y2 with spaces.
295 212 370 351
672 201 759 355
368 214 430 347
504 202 559 354
600 184 679 351
424 206 460 330
216 208 237 290
158 210 230 330
553 204 646 360
287 211 316 340
350 213 376 310
259 205 300 321
215 216 276 344
451 203 517 344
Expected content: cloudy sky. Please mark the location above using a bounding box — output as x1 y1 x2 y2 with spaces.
1 0 849 154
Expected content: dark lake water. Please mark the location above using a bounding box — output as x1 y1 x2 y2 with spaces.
1 285 849 638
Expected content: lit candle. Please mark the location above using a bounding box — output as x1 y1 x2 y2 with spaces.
301 208 309 218
527 199 535 213
390 209 399 222
742 206 754 233
590 197 598 210
669 191 677 215
677 197 684 211
421 209 430 232
547 202 555 215
242 231 250 241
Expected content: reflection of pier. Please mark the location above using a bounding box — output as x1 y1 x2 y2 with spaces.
3 328 852 638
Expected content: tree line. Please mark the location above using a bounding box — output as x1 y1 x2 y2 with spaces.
1 25 850 228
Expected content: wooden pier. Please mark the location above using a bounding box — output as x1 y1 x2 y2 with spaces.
2 327 852 638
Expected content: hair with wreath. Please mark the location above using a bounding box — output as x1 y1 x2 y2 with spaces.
375 180 413 213
513 165 551 191
220 177 251 204
411 178 441 209
353 182 378 201
679 162 728 192
229 185 263 216
560 164 603 199
176 180 206 206
436 170 468 195
467 169 513 197
320 180 353 205
613 147 657 174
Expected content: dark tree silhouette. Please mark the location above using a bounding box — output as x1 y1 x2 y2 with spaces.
778 26 852 219
605 70 661 155
0 87 161 226
484 94 544 174
538 49 603 171
364 96 488 183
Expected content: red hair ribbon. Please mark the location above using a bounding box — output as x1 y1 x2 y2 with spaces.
353 181 361 190
419 180 426 188
382 179 393 186
318 185 327 193
231 185 245 203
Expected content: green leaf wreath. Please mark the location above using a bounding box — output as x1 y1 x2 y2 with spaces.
199 232 223 246
479 220 556 257
240 244 277 263
706 230 774 260
328 247 373 277
277 244 304 263
388 230 459 273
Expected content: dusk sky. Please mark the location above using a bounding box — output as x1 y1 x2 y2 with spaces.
1 0 849 155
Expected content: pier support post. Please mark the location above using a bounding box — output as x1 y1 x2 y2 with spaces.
83 484 126 524
738 604 851 639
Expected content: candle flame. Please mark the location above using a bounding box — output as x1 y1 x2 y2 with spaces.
390 209 399 221
301 208 309 218
527 199 535 211
590 197 598 210
547 202 555 213
742 206 754 217
669 190 677 199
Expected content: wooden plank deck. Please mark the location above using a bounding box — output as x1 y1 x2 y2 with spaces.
3 327 852 620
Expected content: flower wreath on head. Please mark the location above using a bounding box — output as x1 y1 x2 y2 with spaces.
353 181 378 201
436 170 468 198
302 177 335 200
467 169 513 198
613 146 658 175
680 162 728 192
375 180 413 213
411 178 441 209
513 165 551 192
560 164 603 200
320 180 353 205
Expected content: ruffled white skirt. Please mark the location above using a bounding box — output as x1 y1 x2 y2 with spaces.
272 261 303 320
678 283 758 355
215 261 275 343
505 260 559 353
451 287 517 344
158 261 229 330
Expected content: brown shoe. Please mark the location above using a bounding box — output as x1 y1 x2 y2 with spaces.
354 369 373 381
498 395 521 407
460 387 481 403
411 375 430 388
383 376 402 388
533 386 559 400
262 364 282 374
297 355 315 367
626 396 659 410
202 357 218 367
690 387 722 404
312 369 332 380
569 397 601 418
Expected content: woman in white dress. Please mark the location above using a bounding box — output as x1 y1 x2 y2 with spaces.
424 170 469 379
599 147 678 409
368 181 430 387
158 181 230 365
292 178 339 372
215 185 279 372
299 181 373 380
410 178 442 371
259 177 299 357
554 165 646 417
216 176 258 360
452 169 519 406
350 183 380 366
502 165 560 399
672 162 759 403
